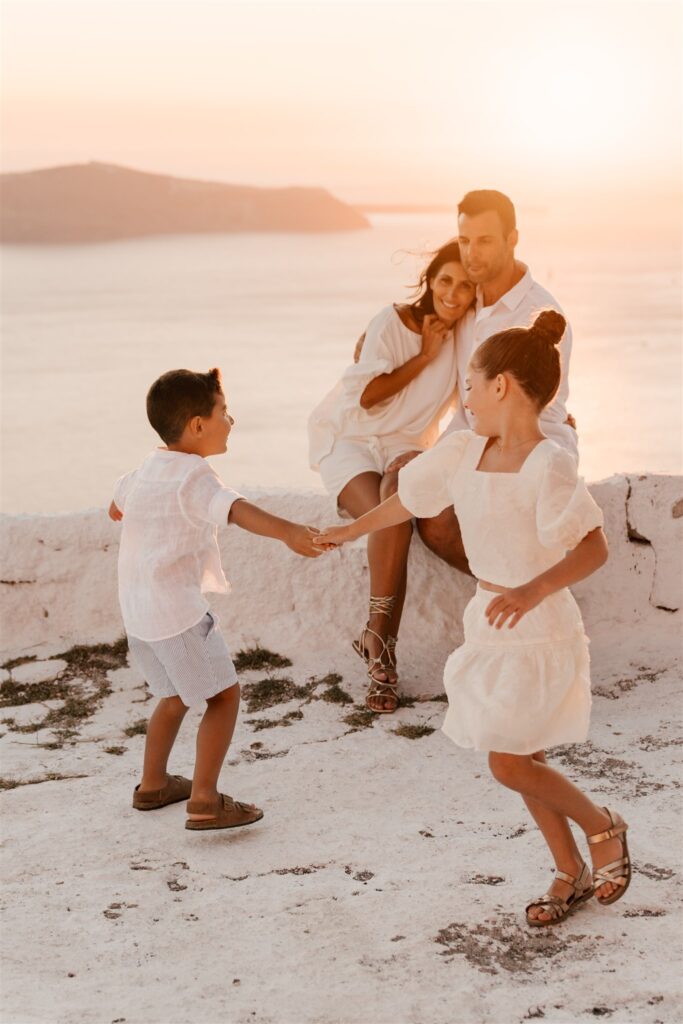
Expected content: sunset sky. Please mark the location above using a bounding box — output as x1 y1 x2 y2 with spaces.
2 0 681 211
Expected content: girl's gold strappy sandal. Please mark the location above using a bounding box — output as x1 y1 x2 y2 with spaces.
352 595 399 714
586 807 632 905
525 862 594 927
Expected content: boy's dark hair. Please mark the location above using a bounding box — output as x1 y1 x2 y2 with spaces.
457 190 516 236
472 309 565 409
146 368 223 443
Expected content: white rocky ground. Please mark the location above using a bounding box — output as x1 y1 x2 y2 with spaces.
1 474 682 1024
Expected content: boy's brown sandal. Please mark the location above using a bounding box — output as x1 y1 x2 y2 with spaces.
185 794 264 831
132 774 192 811
525 862 594 927
586 807 631 905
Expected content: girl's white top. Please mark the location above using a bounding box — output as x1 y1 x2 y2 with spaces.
114 450 244 641
308 305 458 469
398 430 603 586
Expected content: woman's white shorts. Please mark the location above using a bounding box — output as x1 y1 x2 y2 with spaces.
318 437 423 510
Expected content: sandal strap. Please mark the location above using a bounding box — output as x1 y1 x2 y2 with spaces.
526 893 569 916
357 624 398 684
586 808 628 845
593 856 630 885
368 595 396 617
367 679 398 697
554 870 579 886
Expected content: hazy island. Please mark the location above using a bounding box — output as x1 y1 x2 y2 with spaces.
0 162 370 243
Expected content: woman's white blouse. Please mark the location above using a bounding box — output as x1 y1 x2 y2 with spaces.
113 449 244 641
308 305 458 469
398 431 603 587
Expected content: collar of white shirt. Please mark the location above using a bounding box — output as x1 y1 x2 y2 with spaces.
475 263 533 319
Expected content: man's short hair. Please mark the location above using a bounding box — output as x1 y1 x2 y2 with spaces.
146 368 223 444
457 190 516 236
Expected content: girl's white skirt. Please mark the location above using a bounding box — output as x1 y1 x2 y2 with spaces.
442 586 592 755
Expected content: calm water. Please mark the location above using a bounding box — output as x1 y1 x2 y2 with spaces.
1 214 681 514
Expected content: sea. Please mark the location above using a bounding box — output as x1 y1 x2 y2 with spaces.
1 213 681 515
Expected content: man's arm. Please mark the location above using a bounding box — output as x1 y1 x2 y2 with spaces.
228 499 322 558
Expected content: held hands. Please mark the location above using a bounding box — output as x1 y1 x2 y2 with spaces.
485 581 546 629
285 523 326 558
108 500 123 521
312 524 355 550
420 314 452 362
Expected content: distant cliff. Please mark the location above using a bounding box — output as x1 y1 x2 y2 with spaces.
0 162 370 242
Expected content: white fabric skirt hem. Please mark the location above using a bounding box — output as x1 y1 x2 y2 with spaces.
440 587 592 755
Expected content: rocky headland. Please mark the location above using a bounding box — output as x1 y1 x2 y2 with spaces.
0 162 370 243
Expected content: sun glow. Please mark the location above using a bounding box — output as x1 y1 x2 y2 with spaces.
1 1 680 205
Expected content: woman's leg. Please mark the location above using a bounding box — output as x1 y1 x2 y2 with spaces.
338 471 413 710
489 751 625 903
378 468 411 642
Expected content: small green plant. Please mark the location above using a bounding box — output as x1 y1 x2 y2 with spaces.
123 719 148 737
241 676 312 712
234 647 292 672
342 707 375 730
392 723 435 739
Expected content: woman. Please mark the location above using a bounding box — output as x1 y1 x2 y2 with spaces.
308 241 475 712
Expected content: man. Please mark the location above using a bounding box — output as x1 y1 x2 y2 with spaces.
387 189 578 574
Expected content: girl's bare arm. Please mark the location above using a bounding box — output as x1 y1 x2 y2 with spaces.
314 492 413 547
485 527 609 629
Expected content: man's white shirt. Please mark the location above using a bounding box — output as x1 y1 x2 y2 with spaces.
444 264 579 460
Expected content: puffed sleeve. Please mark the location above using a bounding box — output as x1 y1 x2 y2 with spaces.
112 469 138 511
398 430 473 519
536 445 603 550
339 308 399 414
179 464 245 527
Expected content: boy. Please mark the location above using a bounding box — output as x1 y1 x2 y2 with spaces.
109 367 322 831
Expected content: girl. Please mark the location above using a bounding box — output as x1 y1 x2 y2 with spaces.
308 241 475 713
314 309 631 925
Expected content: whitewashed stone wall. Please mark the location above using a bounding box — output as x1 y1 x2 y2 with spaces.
1 475 681 692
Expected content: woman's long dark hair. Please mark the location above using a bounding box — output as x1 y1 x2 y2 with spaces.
407 240 467 326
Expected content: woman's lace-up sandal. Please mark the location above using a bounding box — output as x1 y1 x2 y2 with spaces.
352 595 399 714
586 807 631 905
525 862 594 927
386 635 397 672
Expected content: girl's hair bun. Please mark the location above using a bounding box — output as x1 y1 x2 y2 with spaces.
531 309 565 346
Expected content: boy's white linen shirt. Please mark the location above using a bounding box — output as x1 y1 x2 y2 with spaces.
114 449 244 642
445 265 579 460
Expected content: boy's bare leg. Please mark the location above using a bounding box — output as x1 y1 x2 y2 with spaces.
416 506 472 576
338 472 413 710
489 751 625 904
188 684 240 820
139 695 188 791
